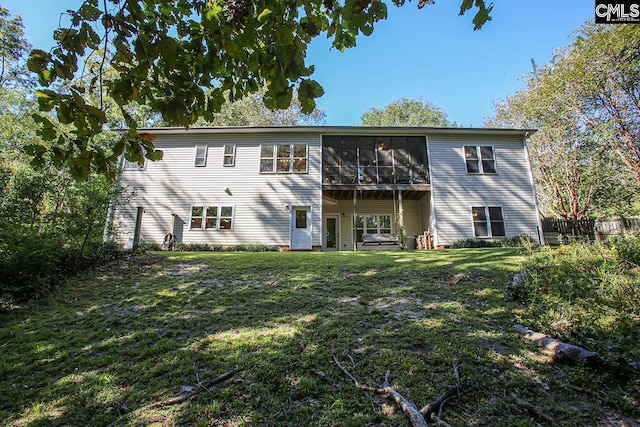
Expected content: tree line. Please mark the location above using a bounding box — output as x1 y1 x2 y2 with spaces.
486 23 640 219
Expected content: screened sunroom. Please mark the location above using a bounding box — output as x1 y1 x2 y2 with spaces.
321 134 432 251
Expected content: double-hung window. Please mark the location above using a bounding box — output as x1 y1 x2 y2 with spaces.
194 145 208 167
219 206 234 229
260 144 308 173
123 159 146 170
464 146 496 174
205 207 218 229
223 145 236 166
190 205 234 230
471 206 505 238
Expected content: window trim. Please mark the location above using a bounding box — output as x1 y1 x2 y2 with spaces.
470 206 506 238
260 143 308 174
223 144 236 167
190 205 204 230
219 206 234 230
463 145 497 174
194 145 208 167
189 204 235 231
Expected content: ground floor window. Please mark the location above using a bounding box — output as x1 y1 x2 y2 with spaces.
190 205 234 230
472 206 505 237
355 214 392 242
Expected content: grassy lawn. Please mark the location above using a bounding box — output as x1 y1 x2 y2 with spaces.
1 249 637 426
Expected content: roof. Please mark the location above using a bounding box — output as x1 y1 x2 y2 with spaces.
131 125 536 137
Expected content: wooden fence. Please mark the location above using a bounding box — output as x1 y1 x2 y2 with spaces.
541 216 640 244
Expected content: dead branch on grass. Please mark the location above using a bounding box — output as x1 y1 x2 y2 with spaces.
514 324 601 366
106 366 244 427
511 392 555 423
333 355 462 427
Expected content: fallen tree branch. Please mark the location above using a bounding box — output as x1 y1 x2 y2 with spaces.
420 385 458 418
333 355 428 427
333 355 462 427
514 324 601 366
198 366 246 391
511 392 555 423
106 366 244 427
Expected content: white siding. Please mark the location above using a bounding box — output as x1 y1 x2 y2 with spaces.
115 132 322 248
419 194 432 234
428 134 539 247
114 127 540 251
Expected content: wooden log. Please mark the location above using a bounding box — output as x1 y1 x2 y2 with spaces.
514 324 601 366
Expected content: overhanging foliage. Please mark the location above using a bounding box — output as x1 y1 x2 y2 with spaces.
27 0 493 179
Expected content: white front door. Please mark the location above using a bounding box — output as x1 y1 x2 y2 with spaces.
323 215 340 251
291 206 312 250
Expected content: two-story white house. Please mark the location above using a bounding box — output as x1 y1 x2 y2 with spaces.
112 126 542 250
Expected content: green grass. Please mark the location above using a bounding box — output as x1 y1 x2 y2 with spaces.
1 249 637 426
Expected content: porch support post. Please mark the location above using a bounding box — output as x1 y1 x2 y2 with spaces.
398 190 404 230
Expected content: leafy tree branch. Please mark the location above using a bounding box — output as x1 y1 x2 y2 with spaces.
26 0 493 179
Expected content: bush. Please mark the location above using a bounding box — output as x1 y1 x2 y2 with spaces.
609 233 640 267
135 241 163 253
452 238 498 248
517 237 640 362
0 235 129 305
0 233 63 302
57 240 128 274
176 242 280 252
453 234 537 249
176 242 212 252
230 244 279 252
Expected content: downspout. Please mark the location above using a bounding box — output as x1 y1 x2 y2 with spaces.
103 154 126 242
352 190 357 251
426 134 439 248
392 189 397 233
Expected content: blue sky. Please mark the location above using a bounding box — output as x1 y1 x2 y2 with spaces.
4 0 595 126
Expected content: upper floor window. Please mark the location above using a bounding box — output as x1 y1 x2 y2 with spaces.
260 144 308 173
471 206 505 238
190 205 234 230
223 144 236 166
194 145 208 167
464 146 496 174
123 159 146 171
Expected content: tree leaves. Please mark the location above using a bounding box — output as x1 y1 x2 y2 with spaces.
487 23 640 218
257 8 273 23
0 7 32 88
361 97 451 127
25 0 493 179
459 0 493 30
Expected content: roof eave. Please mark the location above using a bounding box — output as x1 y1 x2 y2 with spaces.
122 125 536 137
